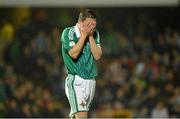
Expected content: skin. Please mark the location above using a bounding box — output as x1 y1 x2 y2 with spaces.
68 18 102 60
68 18 102 118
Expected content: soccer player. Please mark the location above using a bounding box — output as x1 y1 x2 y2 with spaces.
60 9 102 118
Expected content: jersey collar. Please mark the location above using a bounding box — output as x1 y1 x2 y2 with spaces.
74 23 81 38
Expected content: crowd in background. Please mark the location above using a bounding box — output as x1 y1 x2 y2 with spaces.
0 8 179 118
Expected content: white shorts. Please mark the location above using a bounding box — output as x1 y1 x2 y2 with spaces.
65 74 96 117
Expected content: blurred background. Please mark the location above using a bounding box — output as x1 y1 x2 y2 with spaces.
0 0 180 118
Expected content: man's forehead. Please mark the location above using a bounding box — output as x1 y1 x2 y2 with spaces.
84 18 96 21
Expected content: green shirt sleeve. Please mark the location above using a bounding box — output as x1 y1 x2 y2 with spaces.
61 28 75 52
94 30 101 46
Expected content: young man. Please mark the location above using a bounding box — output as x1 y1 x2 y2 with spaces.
61 9 102 118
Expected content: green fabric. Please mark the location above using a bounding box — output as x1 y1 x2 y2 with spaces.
67 75 78 117
61 26 100 79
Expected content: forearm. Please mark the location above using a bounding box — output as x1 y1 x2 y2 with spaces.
68 35 86 59
89 36 102 60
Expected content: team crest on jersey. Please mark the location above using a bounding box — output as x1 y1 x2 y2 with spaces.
69 41 75 47
80 101 86 108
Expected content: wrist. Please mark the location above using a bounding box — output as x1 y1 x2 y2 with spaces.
89 36 94 42
81 34 87 39
89 36 94 39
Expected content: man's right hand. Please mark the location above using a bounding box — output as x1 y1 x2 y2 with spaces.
80 21 96 37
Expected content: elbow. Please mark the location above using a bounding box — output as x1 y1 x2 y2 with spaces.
70 54 78 60
94 56 101 60
69 52 78 60
94 53 102 60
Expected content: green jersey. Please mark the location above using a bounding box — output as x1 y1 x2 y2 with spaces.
61 25 101 79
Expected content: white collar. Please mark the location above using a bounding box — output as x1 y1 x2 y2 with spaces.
74 23 81 38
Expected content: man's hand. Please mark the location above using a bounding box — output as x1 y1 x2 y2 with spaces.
80 23 92 37
89 20 97 36
80 20 96 37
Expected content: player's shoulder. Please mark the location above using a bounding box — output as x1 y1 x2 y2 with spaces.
63 26 74 33
61 26 76 42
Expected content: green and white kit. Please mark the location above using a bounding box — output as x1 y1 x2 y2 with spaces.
61 24 101 117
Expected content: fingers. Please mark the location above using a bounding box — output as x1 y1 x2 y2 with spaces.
87 22 91 28
88 21 96 32
84 20 96 29
90 20 96 28
80 20 96 36
83 23 94 33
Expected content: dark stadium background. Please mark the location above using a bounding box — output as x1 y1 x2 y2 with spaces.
0 1 180 118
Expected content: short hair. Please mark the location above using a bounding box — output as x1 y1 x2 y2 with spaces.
78 9 96 21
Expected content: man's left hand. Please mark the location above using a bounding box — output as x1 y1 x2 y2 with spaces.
89 20 96 36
